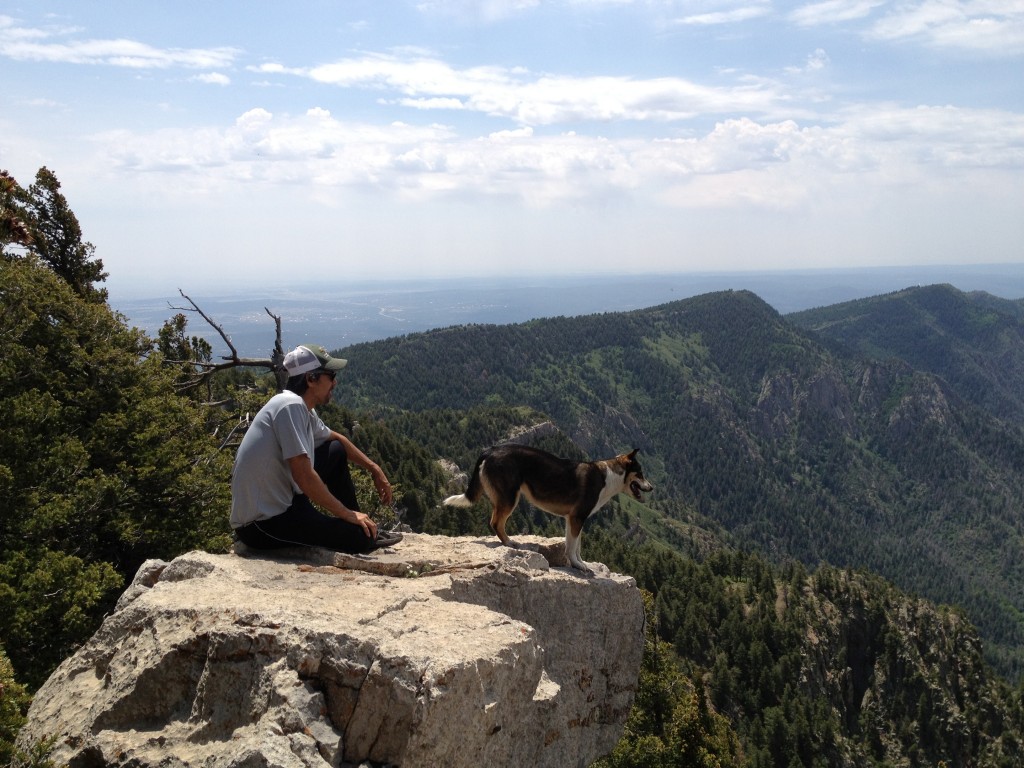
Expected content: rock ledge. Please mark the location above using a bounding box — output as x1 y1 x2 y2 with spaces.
20 533 644 768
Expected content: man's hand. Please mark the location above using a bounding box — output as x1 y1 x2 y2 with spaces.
349 510 378 539
370 465 393 505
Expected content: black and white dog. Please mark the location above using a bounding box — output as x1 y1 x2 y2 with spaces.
443 444 653 573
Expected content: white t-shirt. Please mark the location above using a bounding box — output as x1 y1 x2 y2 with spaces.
230 391 332 528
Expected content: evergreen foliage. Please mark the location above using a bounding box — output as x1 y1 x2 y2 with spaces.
0 255 234 689
334 288 1024 680
790 284 1024 427
579 530 1023 767
0 645 31 766
593 591 743 768
2 168 107 302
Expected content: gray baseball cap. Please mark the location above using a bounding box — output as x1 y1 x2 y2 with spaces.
282 344 347 376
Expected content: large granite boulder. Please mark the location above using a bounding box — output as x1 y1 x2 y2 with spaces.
19 533 645 767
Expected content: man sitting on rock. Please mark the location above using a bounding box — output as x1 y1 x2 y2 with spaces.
230 343 402 553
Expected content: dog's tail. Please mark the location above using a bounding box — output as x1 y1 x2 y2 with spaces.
443 454 486 507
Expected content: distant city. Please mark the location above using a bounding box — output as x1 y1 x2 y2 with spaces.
112 265 1024 360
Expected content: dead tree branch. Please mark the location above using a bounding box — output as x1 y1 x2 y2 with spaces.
165 289 286 394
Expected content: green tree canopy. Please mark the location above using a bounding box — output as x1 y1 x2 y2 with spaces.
0 645 31 767
0 254 232 688
14 167 108 301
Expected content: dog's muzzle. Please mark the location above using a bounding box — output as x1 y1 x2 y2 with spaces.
630 479 652 500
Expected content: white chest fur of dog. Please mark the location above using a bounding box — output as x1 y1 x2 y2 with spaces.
443 444 653 573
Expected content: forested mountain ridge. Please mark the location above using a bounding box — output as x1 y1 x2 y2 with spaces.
789 283 1024 428
331 401 1024 766
585 535 1024 767
336 287 1024 680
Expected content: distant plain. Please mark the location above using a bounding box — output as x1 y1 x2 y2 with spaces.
113 264 1024 359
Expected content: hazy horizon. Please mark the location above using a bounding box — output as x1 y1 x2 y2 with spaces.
113 263 1024 359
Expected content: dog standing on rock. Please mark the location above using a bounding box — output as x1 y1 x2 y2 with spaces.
443 444 653 573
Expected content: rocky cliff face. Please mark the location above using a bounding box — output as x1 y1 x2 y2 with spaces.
18 534 644 768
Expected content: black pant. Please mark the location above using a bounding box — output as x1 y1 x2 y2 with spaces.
235 440 375 554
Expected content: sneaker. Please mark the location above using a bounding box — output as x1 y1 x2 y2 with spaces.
372 531 403 550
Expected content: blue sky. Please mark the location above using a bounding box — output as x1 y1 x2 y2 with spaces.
1 0 1022 298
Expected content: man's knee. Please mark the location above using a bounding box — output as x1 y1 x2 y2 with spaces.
314 439 346 473
314 441 359 511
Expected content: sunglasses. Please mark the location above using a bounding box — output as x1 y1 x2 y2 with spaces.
310 369 336 381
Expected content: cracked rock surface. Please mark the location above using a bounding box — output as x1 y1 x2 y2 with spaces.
20 533 644 767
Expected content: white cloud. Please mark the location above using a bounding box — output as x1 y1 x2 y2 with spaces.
195 72 230 86
307 54 511 96
806 47 831 69
790 0 1024 53
81 98 1023 216
488 126 534 139
869 0 1024 54
836 102 1024 167
398 97 469 110
415 0 541 22
289 52 790 125
0 16 239 68
94 109 457 190
27 97 62 108
790 0 887 26
676 4 772 25
785 47 832 73
252 62 292 75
